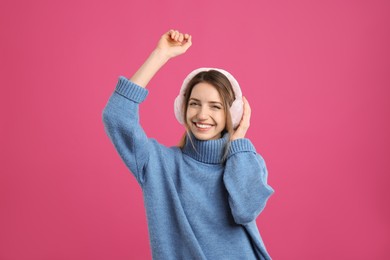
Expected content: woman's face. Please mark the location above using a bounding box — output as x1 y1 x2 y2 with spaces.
186 82 226 140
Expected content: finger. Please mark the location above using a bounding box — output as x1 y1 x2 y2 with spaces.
184 33 190 40
168 29 174 36
182 35 192 50
240 97 251 129
174 30 180 41
178 33 184 43
169 30 175 40
243 96 251 118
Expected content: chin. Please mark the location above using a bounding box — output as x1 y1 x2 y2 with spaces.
193 134 210 141
191 131 221 141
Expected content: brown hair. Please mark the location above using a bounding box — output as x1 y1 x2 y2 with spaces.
178 70 236 148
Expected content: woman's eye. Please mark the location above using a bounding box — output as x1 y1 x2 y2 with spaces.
213 106 222 110
189 102 199 106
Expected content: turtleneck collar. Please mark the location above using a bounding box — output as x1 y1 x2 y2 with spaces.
182 131 230 164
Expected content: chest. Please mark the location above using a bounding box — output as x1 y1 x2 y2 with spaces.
175 156 226 200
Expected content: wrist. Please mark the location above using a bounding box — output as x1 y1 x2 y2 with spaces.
228 138 256 157
151 48 171 63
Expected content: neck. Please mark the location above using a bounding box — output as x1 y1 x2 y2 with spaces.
182 131 229 164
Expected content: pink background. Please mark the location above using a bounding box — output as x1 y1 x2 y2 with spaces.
1 0 389 259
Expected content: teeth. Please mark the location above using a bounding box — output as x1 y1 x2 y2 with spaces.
196 123 212 129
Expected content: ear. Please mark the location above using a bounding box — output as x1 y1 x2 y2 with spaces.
230 99 244 129
174 95 185 125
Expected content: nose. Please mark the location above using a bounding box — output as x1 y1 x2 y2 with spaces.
196 106 209 121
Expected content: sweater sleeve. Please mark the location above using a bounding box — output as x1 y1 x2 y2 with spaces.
223 138 274 225
102 76 151 185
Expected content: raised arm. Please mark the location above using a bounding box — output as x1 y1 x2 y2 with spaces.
102 30 191 184
130 30 192 87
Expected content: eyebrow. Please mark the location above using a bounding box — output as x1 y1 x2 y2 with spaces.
189 98 223 106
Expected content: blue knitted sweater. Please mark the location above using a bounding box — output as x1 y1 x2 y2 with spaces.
102 77 274 260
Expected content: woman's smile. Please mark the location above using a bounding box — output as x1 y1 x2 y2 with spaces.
193 122 214 131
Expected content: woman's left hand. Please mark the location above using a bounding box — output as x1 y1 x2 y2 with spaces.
230 96 251 141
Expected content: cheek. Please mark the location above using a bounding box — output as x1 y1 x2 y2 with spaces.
185 108 192 118
216 111 226 125
185 108 193 123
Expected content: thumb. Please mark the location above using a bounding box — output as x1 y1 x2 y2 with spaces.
181 35 192 51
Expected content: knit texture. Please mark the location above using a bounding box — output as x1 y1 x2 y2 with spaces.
102 76 274 260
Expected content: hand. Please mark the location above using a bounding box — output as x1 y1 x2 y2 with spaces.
230 97 251 141
155 29 192 58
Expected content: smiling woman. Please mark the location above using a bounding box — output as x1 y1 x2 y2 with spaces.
187 82 227 140
186 81 228 140
102 29 274 260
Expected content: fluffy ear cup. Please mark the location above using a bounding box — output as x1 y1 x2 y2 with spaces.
229 99 244 129
174 68 243 129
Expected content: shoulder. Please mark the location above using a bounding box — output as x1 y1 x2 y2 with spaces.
147 138 184 159
227 138 257 158
144 139 186 172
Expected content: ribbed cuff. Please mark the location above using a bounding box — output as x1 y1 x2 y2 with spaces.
228 138 256 156
115 76 149 103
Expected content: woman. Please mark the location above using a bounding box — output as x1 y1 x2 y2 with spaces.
102 29 274 260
